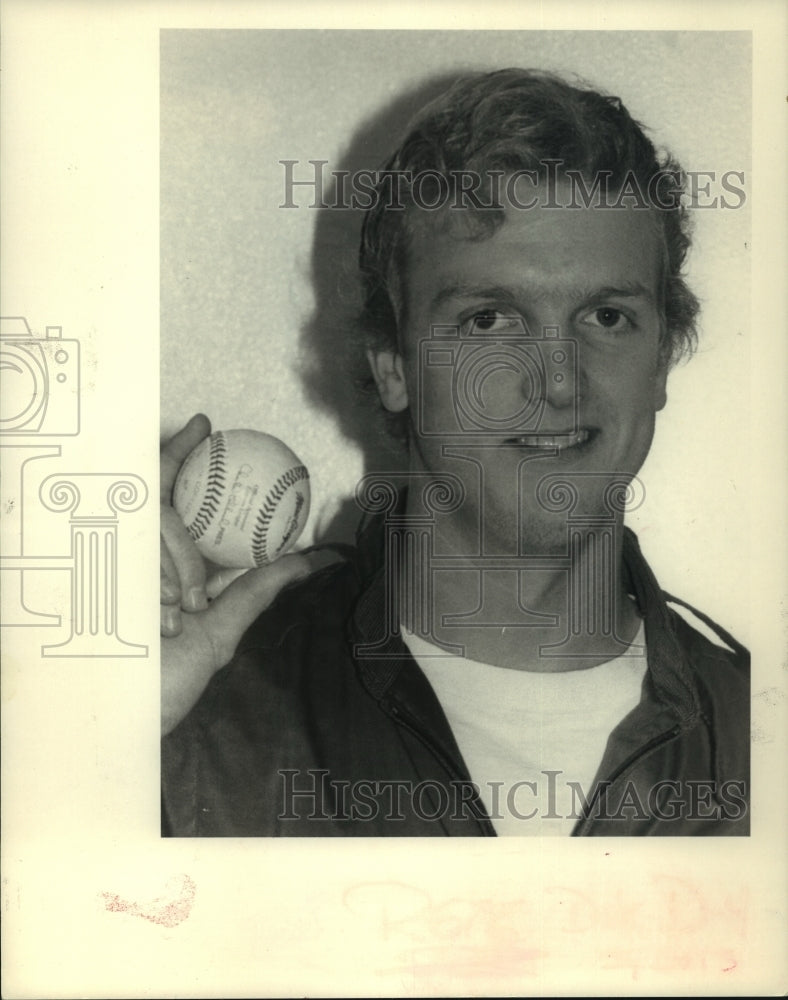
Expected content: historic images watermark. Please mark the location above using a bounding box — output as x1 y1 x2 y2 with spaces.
280 159 747 212
278 769 748 824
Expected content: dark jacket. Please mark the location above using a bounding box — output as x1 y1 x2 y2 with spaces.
161 519 750 837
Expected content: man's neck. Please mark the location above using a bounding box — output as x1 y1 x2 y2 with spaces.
396 496 642 672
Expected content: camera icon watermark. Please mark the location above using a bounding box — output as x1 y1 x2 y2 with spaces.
0 316 147 656
0 317 80 436
416 318 578 441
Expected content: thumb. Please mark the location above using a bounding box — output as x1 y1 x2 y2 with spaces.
203 549 346 668
160 413 211 501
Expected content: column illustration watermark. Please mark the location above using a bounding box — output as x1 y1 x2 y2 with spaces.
0 316 149 657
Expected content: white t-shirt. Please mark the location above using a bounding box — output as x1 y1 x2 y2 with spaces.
402 624 648 835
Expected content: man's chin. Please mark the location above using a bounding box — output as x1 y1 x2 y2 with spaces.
517 515 574 556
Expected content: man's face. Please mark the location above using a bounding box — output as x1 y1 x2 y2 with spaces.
370 183 669 552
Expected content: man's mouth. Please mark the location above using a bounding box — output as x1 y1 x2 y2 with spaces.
504 429 593 450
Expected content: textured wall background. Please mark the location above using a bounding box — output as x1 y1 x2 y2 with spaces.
161 30 751 641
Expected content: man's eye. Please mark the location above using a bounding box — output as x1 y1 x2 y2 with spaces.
467 310 521 333
584 307 630 331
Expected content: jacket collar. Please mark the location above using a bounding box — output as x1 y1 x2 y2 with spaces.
621 528 700 725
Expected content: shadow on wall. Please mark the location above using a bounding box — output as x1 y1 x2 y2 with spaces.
297 72 464 544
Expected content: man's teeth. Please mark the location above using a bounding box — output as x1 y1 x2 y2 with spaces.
510 430 590 449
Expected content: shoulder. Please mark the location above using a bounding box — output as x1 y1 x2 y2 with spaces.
664 598 750 778
664 596 749 692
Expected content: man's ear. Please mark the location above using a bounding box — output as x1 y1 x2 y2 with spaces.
654 330 673 411
367 349 409 413
654 362 668 412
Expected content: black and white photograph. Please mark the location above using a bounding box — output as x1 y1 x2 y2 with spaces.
160 31 752 837
2 3 786 997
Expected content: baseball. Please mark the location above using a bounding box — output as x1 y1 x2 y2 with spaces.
173 429 310 569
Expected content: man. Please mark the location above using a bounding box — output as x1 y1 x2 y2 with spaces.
160 69 749 836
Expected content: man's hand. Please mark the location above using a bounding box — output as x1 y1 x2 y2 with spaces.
161 413 212 636
161 550 336 736
160 415 342 736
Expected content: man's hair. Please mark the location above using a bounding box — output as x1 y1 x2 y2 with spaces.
356 68 700 442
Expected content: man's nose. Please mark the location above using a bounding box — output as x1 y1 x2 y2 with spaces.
516 335 578 406
538 343 579 409
512 335 581 434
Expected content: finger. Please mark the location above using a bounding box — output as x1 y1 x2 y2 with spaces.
161 603 183 637
161 506 208 611
205 547 348 602
160 537 181 605
203 551 345 669
206 567 249 601
298 545 353 576
160 413 211 501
